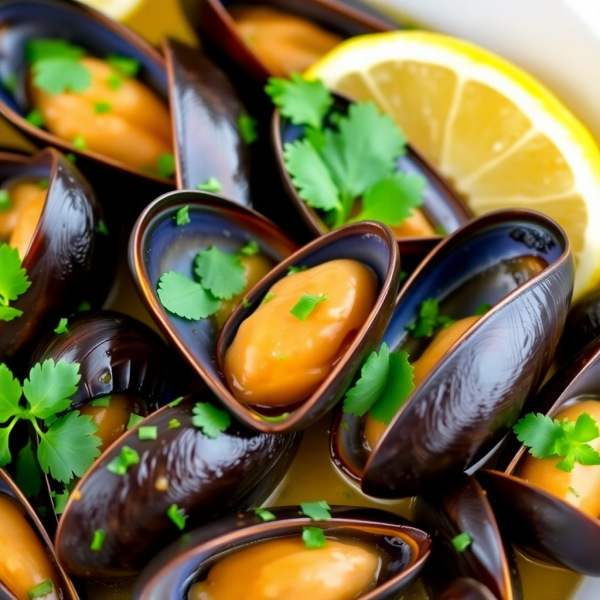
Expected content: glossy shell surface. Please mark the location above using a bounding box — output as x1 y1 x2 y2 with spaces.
437 579 498 600
479 335 600 576
55 394 301 579
215 220 400 433
133 506 431 600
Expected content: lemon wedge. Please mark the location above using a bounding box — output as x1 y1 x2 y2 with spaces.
306 31 600 299
78 0 142 21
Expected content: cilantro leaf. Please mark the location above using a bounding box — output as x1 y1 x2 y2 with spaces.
32 58 91 95
343 344 390 417
0 427 13 466
0 243 31 312
54 317 68 334
265 73 333 130
513 413 564 459
283 139 342 214
106 54 140 78
194 246 246 300
573 411 600 442
369 351 415 425
37 411 101 483
0 306 23 321
157 271 221 320
0 363 22 423
300 501 331 521
407 298 455 338
349 173 425 226
174 206 190 226
192 402 231 438
23 359 80 420
15 439 42 498
26 39 85 62
289 293 328 321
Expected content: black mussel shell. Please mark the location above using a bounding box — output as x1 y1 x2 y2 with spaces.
133 506 431 600
55 393 301 579
414 476 522 600
0 468 79 600
479 335 600 576
437 579 498 600
332 209 573 497
0 148 102 369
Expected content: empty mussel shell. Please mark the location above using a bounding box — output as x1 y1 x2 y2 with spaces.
193 0 395 84
55 393 301 579
0 148 102 367
0 468 79 600
332 209 573 497
437 579 498 600
478 335 600 576
133 506 431 600
272 92 472 242
414 476 522 600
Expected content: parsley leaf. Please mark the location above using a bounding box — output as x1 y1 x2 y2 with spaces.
174 206 190 226
194 246 246 300
54 318 68 334
15 439 42 498
0 306 23 321
513 413 565 458
289 293 328 321
238 115 258 144
406 298 455 338
157 272 221 320
106 54 140 78
0 243 31 317
0 363 22 423
300 500 331 521
192 402 231 438
52 488 70 515
32 58 91 95
265 73 333 130
26 39 85 62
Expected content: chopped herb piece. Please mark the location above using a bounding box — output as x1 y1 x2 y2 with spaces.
290 293 327 321
15 439 42 498
340 421 350 431
302 526 326 549
138 426 158 441
0 190 10 211
261 292 275 305
25 109 45 128
157 153 176 179
54 318 68 334
238 114 258 144
175 205 190 226
167 503 187 530
287 265 307 276
260 412 289 422
513 412 600 472
38 178 49 190
300 500 331 521
77 300 91 312
569 486 580 497
3 73 17 94
474 303 492 316
157 271 221 321
452 532 473 552
72 135 86 151
406 298 455 338
168 396 184 408
93 101 112 114
254 508 276 522
168 418 181 429
265 73 333 130
242 297 251 308
32 58 91 95
97 220 109 236
66 153 76 163
28 578 53 599
106 446 140 476
194 246 246 300
51 488 69 515
90 529 106 551
26 39 85 63
435 225 448 235
196 176 223 192
127 413 144 430
106 54 140 78
192 402 231 438
239 240 259 256
0 243 31 321
90 397 111 408
106 73 122 90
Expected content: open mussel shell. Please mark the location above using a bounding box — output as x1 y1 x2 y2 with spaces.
0 469 79 600
215 220 400 433
133 506 431 600
0 148 102 367
163 38 252 206
272 92 473 242
194 0 395 84
437 579 498 600
0 0 173 209
478 336 600 576
332 209 573 497
55 393 301 579
414 476 522 600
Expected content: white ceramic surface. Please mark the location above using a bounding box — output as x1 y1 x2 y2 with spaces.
363 1 600 598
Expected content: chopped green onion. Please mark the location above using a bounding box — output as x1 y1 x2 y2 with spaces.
90 529 106 551
167 503 187 530
138 426 158 440
28 578 53 599
254 508 276 522
106 446 140 476
451 532 473 552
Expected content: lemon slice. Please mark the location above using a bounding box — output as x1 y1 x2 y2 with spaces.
306 31 600 299
78 0 142 21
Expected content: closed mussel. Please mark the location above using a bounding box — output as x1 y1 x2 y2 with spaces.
133 506 431 600
331 209 573 497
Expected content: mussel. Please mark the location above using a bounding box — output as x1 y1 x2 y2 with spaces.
0 468 79 600
478 335 600 576
0 148 103 368
133 506 431 600
54 393 301 579
331 209 573 497
437 579 498 600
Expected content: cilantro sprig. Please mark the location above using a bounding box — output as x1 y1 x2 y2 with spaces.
0 243 31 321
0 360 101 483
266 75 426 230
514 412 600 472
406 298 455 338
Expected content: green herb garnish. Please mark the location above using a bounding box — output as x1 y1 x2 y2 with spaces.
26 39 85 62
237 114 258 144
106 73 122 90
138 426 158 441
66 153 76 163
94 101 112 114
474 303 492 316
0 190 10 211
167 503 187 530
196 176 223 192
451 532 473 552
406 298 455 338
175 205 190 226
302 526 326 549
261 292 275 305
157 272 220 320
38 178 49 190
168 419 181 429
261 412 289 422
168 397 184 408
569 486 580 497
97 220 109 236
242 297 251 308
25 109 45 128
340 421 350 431
435 225 447 235
90 529 106 551
72 135 86 151
195 246 246 300
30 41 91 95
157 153 176 179
0 243 31 322
254 508 276 522
239 240 259 256
106 54 140 78
27 578 53 599
54 318 68 334
107 446 140 476
513 412 600 472
290 293 327 321
287 265 307 276
78 300 91 312
90 397 111 408
343 343 414 425
300 500 331 521
127 413 144 430
192 402 230 438
51 488 69 515
15 439 42 498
